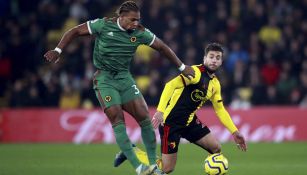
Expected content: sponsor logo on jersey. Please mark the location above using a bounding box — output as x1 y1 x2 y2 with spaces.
130 37 136 42
191 89 207 102
105 96 112 102
107 32 113 36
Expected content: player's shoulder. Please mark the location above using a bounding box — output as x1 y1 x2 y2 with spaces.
136 25 155 36
102 17 117 23
136 24 145 31
134 25 155 38
188 64 204 84
192 64 205 73
88 17 113 25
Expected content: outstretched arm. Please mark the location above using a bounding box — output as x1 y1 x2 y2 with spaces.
211 83 247 151
44 23 90 63
150 37 195 79
213 102 247 151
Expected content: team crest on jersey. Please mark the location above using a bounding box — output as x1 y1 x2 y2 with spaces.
169 142 176 149
105 96 112 102
130 36 137 42
191 89 207 102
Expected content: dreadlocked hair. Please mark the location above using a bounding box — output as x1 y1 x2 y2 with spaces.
116 1 139 15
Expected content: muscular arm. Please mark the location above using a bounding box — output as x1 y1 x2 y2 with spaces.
150 37 195 78
150 37 182 67
57 23 90 50
44 23 90 63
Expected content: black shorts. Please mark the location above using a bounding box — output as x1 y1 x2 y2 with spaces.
159 116 210 154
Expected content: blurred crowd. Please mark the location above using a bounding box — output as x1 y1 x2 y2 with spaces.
0 0 306 109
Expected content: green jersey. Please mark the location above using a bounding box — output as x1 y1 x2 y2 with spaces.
87 17 156 72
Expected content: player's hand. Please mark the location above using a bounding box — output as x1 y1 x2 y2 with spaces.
44 50 61 63
232 131 247 152
181 65 195 80
152 111 164 129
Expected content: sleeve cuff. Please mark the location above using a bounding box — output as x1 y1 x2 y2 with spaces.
149 35 156 46
87 21 92 35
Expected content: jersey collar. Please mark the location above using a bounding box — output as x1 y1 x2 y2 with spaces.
117 18 126 31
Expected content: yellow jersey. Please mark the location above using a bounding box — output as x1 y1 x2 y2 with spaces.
157 64 238 134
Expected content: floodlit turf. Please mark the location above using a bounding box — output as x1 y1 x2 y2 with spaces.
0 142 306 175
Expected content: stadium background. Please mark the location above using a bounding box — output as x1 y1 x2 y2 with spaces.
0 0 306 175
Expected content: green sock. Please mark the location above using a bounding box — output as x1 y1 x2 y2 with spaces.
113 122 140 169
140 118 157 165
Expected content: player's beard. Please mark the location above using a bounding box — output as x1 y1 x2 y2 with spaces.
204 64 216 74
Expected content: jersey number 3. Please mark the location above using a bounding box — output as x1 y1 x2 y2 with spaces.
132 85 140 95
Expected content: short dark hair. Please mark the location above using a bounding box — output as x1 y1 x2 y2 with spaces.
205 43 224 56
116 1 139 15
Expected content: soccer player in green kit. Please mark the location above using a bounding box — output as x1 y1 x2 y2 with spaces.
44 1 194 175
114 43 247 174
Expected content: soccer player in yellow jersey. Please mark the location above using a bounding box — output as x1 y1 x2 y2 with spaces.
114 43 247 174
151 42 247 173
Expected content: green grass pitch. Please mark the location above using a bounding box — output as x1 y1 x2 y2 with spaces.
0 142 306 175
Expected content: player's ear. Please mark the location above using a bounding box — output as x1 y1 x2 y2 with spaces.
203 55 207 65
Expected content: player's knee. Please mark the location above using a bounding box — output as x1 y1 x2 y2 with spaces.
106 112 124 125
135 113 150 124
211 144 222 153
133 106 150 123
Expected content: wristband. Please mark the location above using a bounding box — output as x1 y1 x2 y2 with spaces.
54 47 62 54
178 63 185 71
